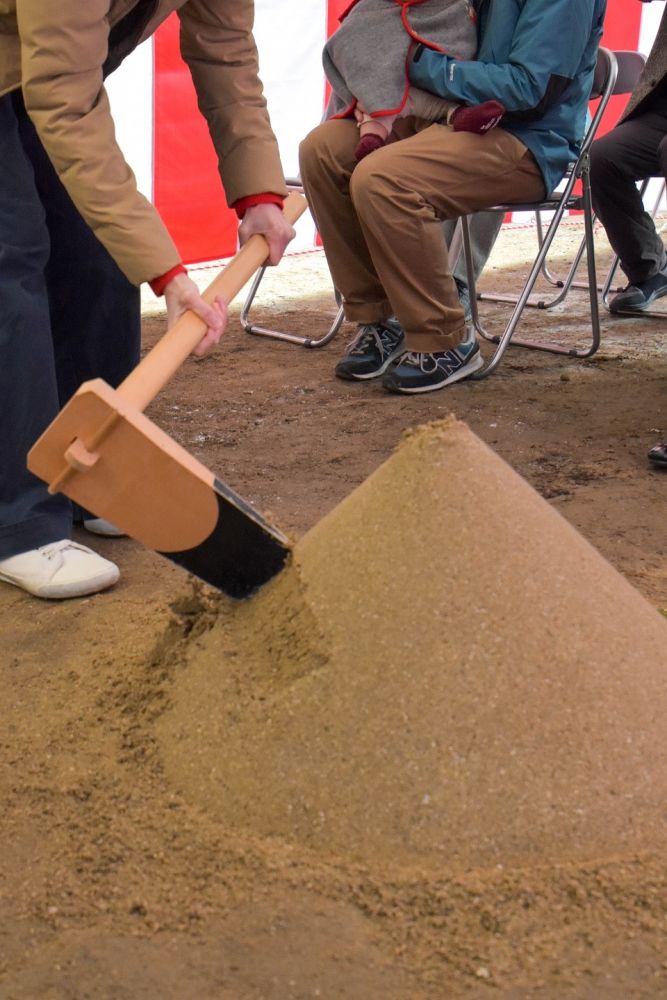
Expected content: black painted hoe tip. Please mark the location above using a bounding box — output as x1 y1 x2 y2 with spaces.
160 478 291 599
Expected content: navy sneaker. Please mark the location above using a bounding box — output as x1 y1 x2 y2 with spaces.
609 264 667 314
382 336 482 394
335 318 405 380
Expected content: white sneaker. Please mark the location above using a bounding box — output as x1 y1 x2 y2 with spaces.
82 517 126 538
0 540 119 599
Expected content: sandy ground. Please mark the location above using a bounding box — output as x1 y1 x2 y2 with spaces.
2 220 667 999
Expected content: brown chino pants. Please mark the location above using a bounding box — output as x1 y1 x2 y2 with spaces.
299 117 545 352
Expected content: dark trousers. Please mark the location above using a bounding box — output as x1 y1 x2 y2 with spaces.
590 108 667 284
0 90 140 560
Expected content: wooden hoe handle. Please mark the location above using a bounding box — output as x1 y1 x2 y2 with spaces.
118 191 308 411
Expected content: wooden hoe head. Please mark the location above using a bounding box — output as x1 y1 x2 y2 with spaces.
28 193 307 598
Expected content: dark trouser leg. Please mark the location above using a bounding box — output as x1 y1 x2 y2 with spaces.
17 92 140 524
17 102 141 405
0 91 141 558
0 91 72 559
590 112 667 284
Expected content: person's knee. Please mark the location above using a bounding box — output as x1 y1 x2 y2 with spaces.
298 126 322 182
349 153 395 214
299 121 346 182
589 135 617 186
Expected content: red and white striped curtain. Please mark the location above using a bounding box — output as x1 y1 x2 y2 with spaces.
106 0 664 265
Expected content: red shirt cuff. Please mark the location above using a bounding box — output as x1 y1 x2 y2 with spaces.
149 263 187 297
233 193 285 219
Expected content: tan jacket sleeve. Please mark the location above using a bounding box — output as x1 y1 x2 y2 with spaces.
178 0 288 205
17 0 181 286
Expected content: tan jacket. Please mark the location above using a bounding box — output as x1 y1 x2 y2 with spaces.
0 1 288 284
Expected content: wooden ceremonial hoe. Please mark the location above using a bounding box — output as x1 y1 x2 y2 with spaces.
28 192 308 599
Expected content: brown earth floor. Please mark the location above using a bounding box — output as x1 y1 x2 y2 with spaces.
2 226 667 999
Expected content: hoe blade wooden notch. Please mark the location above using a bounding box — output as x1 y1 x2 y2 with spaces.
27 194 308 598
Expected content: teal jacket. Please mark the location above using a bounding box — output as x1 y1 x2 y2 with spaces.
409 0 607 196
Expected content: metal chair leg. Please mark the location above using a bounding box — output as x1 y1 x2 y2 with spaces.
241 266 345 347
474 178 666 312
465 161 601 380
476 204 597 311
239 175 346 348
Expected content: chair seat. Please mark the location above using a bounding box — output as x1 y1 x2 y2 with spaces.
489 194 585 213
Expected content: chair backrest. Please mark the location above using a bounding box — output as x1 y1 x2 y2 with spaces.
582 47 645 160
580 47 617 157
589 46 617 103
612 49 647 97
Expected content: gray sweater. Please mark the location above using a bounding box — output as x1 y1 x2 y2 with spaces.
324 0 478 118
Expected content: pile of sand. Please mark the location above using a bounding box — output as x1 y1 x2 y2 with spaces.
156 417 667 872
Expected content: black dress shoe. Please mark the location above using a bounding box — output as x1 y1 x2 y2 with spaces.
648 442 667 467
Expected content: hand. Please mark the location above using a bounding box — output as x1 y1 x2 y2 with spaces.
237 202 295 266
354 102 368 124
163 272 228 357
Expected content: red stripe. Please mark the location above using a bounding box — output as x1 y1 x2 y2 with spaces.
325 0 356 106
327 0 352 36
599 0 643 137
153 15 239 263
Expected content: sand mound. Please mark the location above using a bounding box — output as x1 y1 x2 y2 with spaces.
156 417 667 871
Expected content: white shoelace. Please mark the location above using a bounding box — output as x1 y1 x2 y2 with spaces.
348 323 402 357
39 540 88 560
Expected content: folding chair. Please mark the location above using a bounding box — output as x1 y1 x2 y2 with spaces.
475 51 649 309
240 179 345 348
461 46 619 378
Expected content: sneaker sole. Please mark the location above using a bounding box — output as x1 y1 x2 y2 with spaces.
610 283 667 314
0 567 119 599
383 351 484 394
82 522 127 538
335 347 405 381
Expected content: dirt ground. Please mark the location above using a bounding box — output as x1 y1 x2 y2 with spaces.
2 222 667 1000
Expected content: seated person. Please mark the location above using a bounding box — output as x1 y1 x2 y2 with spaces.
590 0 667 314
300 0 606 394
589 0 667 466
324 0 504 162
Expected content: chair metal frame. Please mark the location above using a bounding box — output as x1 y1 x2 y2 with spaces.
240 179 345 348
461 47 619 379
474 50 647 315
